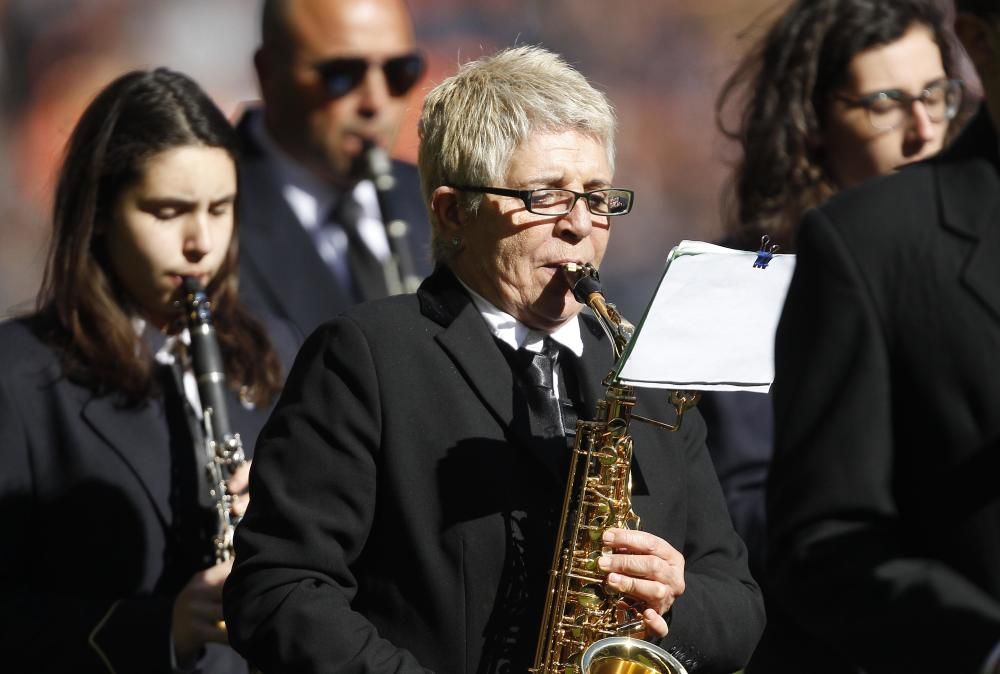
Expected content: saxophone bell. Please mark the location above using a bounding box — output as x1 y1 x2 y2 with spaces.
580 636 686 674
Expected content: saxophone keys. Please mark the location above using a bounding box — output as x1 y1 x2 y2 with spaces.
576 584 605 608
582 549 604 572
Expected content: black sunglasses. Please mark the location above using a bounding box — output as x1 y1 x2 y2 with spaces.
313 52 426 99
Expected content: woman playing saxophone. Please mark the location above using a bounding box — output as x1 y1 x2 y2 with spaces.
225 45 764 674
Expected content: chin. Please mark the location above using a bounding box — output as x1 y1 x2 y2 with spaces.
516 285 575 328
540 304 584 331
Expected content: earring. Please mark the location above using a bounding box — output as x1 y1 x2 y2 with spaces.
451 237 461 247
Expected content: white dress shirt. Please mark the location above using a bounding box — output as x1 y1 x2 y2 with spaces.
247 113 390 292
460 280 584 397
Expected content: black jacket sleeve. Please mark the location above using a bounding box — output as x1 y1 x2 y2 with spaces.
224 318 432 673
655 407 767 672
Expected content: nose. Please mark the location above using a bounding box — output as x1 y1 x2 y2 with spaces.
555 195 595 242
183 215 213 261
356 64 391 118
906 100 937 144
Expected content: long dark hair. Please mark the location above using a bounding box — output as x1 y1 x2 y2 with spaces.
38 67 283 406
716 0 954 250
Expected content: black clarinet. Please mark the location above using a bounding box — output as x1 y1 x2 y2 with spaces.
363 142 421 294
181 277 245 564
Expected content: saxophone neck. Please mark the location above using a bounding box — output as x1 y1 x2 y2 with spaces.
562 263 634 359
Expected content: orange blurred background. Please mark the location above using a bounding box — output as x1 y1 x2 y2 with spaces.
0 0 930 319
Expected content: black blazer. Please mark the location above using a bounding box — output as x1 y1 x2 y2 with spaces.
765 108 1000 673
225 266 765 674
0 314 298 673
235 108 432 340
699 390 772 582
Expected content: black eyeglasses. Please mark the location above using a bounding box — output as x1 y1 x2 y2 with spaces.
834 78 962 131
449 185 634 216
313 52 426 99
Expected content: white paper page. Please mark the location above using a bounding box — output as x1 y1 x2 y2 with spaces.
615 240 796 392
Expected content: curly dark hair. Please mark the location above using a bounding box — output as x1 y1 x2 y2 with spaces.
716 0 955 251
38 67 284 406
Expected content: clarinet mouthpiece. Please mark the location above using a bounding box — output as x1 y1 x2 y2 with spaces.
363 142 396 191
181 275 202 294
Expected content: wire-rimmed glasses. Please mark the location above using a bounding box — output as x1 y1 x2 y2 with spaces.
834 78 962 131
449 185 634 216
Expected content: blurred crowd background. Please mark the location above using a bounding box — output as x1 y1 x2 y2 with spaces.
0 0 972 320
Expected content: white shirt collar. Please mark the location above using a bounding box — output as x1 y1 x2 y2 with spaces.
458 278 584 357
130 316 185 363
132 317 209 416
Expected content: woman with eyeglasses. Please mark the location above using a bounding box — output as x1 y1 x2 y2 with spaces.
701 0 963 671
716 0 962 253
224 45 765 674
0 68 297 673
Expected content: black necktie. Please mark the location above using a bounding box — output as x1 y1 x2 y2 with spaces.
505 337 578 444
333 192 388 302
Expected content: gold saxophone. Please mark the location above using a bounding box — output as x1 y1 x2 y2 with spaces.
531 263 700 674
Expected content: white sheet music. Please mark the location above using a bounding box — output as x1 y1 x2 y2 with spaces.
614 240 796 392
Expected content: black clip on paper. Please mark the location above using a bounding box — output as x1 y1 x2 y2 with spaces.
753 235 780 269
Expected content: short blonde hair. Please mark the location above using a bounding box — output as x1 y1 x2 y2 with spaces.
417 45 617 262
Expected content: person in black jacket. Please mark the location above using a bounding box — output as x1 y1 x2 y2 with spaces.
0 68 296 673
702 0 962 586
764 1 1000 671
224 45 764 674
236 0 432 339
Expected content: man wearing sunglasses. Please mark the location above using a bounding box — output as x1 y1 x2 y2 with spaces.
235 0 431 339
763 1 1000 673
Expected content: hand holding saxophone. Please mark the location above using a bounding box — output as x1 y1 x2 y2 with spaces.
598 528 686 638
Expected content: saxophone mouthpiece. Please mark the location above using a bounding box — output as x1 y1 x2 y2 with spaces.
561 262 603 305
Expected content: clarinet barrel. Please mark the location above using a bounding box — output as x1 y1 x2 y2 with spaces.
181 276 245 563
363 143 421 294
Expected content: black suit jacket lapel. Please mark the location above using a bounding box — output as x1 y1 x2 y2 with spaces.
576 315 617 416
420 271 625 483
420 268 516 433
419 268 573 483
236 113 354 334
80 394 172 527
937 108 1000 322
